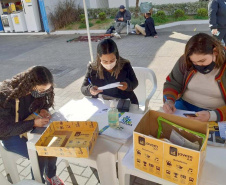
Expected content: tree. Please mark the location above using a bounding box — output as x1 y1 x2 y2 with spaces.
135 0 139 17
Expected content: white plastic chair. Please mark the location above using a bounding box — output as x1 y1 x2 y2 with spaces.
126 20 131 35
0 141 22 184
0 172 43 185
133 67 157 112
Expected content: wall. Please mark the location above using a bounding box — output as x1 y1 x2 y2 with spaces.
108 0 126 9
108 0 199 8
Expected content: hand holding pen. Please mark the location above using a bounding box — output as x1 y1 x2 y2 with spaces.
33 112 50 127
163 95 176 114
88 78 103 96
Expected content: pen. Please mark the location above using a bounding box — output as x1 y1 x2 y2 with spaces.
164 95 173 109
88 78 92 85
33 112 43 118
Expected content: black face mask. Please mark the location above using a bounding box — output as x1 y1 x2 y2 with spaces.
31 90 47 98
193 61 215 74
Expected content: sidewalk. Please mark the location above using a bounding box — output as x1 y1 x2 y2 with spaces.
0 23 210 185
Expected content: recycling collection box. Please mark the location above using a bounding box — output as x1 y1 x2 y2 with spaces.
133 110 209 185
36 121 99 158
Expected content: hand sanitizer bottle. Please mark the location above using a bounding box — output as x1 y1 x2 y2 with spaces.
108 100 119 128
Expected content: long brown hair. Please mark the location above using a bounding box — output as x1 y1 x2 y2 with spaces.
184 33 226 70
91 38 129 79
0 66 54 111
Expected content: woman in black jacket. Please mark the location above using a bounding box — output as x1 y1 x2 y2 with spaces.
208 0 226 44
0 66 65 185
81 38 139 104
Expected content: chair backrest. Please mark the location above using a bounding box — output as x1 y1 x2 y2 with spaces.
133 67 157 111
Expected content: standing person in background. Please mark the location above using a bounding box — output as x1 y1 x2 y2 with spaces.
208 0 226 45
163 33 226 122
134 13 158 38
0 66 65 185
114 5 131 39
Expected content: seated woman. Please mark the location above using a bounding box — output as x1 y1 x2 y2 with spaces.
81 38 139 104
163 33 226 122
0 66 64 185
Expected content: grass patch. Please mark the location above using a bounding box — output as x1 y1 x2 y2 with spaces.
79 23 94 29
194 15 209 20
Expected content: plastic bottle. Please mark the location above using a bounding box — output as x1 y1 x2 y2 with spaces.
108 100 119 128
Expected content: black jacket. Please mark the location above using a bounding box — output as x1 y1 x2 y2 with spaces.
115 10 131 23
208 0 226 29
145 17 157 37
81 62 139 104
0 94 35 140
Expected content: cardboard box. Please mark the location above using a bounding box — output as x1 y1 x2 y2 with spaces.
36 121 99 158
133 110 209 185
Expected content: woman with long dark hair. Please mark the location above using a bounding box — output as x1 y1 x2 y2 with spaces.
81 38 139 104
163 33 226 122
0 66 64 185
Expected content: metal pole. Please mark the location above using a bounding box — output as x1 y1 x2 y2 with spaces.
125 0 129 10
83 0 94 62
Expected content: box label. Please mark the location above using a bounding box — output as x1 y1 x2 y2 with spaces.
14 16 19 24
163 143 200 185
134 133 163 178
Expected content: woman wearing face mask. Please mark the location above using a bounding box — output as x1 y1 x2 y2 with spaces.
163 33 226 122
0 66 65 185
81 38 139 104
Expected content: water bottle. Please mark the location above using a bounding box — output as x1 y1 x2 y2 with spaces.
108 100 119 128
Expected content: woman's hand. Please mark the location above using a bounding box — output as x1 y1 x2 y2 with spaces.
90 86 103 96
211 29 218 35
39 109 51 118
117 82 128 91
188 111 210 122
163 101 176 114
34 118 49 127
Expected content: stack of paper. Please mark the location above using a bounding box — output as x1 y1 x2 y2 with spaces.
90 112 143 144
58 97 109 121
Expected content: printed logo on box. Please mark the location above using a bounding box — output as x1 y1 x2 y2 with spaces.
138 136 145 146
170 146 178 156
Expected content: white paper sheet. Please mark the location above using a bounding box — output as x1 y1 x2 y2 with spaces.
98 82 122 90
58 97 109 121
90 112 143 143
218 121 226 139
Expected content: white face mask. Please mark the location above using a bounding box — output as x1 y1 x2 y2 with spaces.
101 61 116 70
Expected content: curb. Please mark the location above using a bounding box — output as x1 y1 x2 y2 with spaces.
155 20 208 29
50 20 209 35
0 32 48 36
0 20 209 36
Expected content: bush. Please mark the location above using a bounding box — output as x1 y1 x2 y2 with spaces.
174 9 185 18
155 11 166 19
49 0 83 30
80 14 85 19
99 12 106 21
197 8 208 17
96 20 101 24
